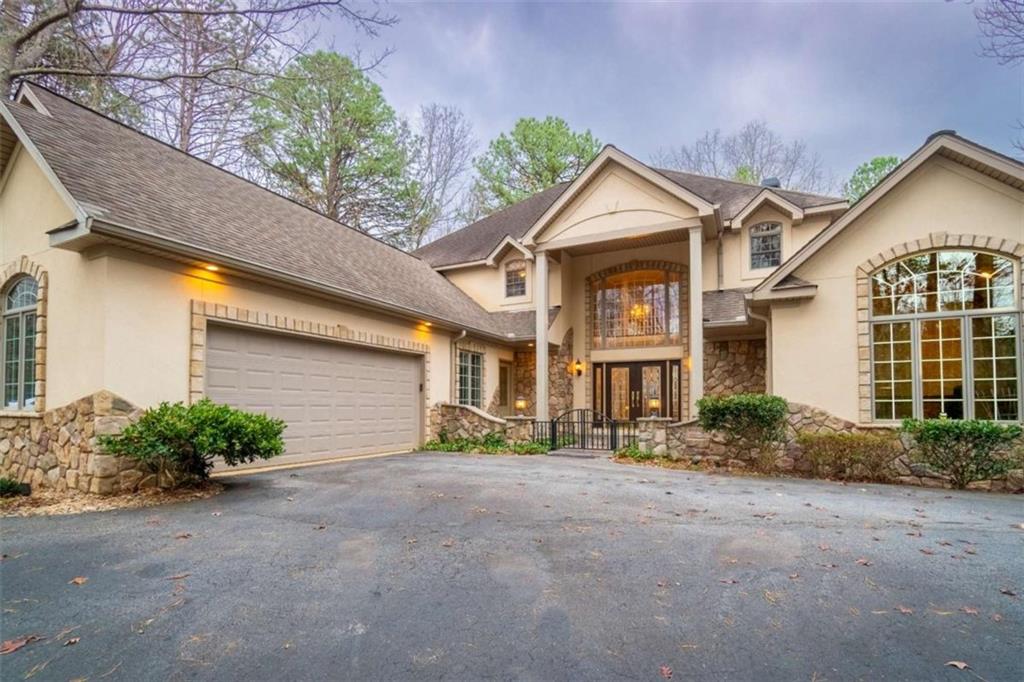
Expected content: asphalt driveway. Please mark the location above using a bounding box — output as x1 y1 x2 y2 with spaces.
1 453 1022 681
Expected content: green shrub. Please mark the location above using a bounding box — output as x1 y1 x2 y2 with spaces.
0 476 26 497
901 417 1022 489
422 432 549 455
616 443 656 461
697 394 788 472
98 399 285 485
796 432 896 482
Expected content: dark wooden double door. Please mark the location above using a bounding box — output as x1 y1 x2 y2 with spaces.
593 360 683 422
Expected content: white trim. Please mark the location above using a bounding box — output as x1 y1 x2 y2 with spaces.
0 141 23 195
752 133 1024 298
521 145 716 246
433 259 489 272
731 189 805 229
15 87 52 117
484 235 534 267
534 217 701 252
0 92 89 225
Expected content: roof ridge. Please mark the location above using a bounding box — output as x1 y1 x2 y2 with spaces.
15 81 425 263
656 167 842 202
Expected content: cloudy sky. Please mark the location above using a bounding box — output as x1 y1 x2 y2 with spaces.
331 1 1020 183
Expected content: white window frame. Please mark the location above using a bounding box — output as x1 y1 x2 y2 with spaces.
749 222 782 270
457 350 483 408
2 277 39 411
505 259 527 298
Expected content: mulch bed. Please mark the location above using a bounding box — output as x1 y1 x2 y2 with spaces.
0 482 223 517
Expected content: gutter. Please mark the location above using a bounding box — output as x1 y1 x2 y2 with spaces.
86 218 513 343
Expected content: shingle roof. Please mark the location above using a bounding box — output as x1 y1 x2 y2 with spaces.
414 183 569 268
488 306 562 340
414 166 842 268
6 85 501 335
703 288 751 324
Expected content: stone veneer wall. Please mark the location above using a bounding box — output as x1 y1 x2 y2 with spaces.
512 328 574 417
427 403 535 443
655 403 1023 492
704 340 766 397
0 391 157 495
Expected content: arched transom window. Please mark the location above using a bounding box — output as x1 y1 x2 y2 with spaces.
869 250 1021 422
3 277 39 410
592 269 682 349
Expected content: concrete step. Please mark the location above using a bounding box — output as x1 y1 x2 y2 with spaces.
546 448 609 459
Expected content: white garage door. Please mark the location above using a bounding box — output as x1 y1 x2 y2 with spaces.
206 324 421 468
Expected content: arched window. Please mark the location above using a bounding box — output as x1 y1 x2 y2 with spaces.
869 250 1020 421
750 222 782 269
591 268 682 349
2 277 38 410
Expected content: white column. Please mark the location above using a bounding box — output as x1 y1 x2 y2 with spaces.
534 252 550 420
688 227 704 418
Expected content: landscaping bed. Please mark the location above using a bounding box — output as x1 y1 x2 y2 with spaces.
422 432 549 455
0 481 222 517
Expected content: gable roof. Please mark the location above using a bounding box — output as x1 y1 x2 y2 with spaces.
415 155 843 268
752 130 1024 298
2 84 506 337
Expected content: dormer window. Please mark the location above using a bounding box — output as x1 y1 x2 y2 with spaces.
505 259 527 297
750 222 782 269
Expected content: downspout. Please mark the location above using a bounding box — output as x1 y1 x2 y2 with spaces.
716 224 725 291
451 330 467 402
747 307 772 394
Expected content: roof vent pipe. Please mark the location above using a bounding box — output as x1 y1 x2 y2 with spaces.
760 177 781 188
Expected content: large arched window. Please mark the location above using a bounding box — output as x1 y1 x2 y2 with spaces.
2 277 38 410
591 268 682 349
869 250 1020 421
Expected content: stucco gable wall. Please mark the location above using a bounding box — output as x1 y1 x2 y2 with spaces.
0 147 106 409
771 156 1024 423
536 164 699 245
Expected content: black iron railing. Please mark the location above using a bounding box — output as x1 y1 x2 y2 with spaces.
531 409 637 451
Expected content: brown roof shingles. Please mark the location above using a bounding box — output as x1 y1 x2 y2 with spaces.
415 167 843 268
7 86 503 335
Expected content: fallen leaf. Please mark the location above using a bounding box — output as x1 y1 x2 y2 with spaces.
210 511 222 516
314 523 326 530
856 558 873 566
763 590 781 605
406 537 417 545
919 548 935 555
0 634 41 655
788 573 800 580
441 538 455 548
818 543 831 551
659 665 673 679
945 661 969 670
896 605 913 615
999 587 1017 597
961 606 979 615
718 578 737 584
174 533 192 540
68 576 88 585
286 497 294 502
63 637 80 647
871 609 889 614
937 540 953 547
164 573 191 581
991 613 1003 622
963 547 977 555
656 580 668 588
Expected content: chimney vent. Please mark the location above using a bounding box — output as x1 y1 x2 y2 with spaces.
760 177 781 188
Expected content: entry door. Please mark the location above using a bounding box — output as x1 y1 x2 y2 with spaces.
600 362 676 421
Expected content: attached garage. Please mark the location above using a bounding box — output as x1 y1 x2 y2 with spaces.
205 324 422 468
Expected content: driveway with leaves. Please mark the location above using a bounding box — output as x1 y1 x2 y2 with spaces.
1 453 1022 680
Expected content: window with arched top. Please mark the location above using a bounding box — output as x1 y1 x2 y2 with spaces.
2 277 39 409
869 250 1021 421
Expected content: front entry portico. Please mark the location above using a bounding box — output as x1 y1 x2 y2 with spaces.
594 360 684 421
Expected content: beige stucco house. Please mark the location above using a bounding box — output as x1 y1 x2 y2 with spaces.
2 83 1023 482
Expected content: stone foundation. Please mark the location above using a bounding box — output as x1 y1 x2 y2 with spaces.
0 391 157 495
704 339 766 396
513 328 574 417
649 402 1022 493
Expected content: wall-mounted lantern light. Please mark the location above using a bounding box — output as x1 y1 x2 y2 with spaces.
648 397 661 417
573 358 584 377
514 396 527 415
